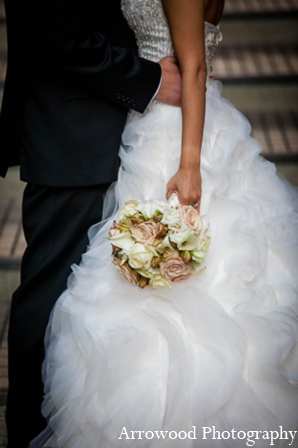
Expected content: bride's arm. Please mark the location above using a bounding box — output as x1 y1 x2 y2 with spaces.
162 0 207 210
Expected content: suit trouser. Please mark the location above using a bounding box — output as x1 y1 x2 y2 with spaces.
6 181 111 448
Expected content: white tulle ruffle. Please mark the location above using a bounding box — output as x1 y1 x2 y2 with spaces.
30 80 298 448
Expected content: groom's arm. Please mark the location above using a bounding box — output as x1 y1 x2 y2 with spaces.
35 0 161 113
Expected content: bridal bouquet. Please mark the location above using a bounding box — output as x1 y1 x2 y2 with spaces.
109 198 211 289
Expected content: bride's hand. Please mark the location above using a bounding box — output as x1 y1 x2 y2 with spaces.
166 166 202 212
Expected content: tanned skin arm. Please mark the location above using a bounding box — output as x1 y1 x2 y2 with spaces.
162 0 207 211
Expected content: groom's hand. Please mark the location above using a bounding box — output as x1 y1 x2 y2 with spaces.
156 56 181 106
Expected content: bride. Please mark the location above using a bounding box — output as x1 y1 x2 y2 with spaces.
30 0 298 447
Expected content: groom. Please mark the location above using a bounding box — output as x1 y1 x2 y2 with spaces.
0 0 181 446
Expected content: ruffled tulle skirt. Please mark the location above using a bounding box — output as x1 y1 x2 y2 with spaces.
30 81 298 448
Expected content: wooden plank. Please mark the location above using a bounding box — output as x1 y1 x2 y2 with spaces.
213 46 298 79
246 111 298 157
224 0 298 14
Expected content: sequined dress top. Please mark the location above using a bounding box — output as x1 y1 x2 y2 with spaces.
121 0 222 79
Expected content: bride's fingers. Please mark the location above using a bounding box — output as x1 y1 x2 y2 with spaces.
166 188 179 202
167 189 201 213
167 184 200 205
167 173 202 208
176 190 200 206
166 182 178 200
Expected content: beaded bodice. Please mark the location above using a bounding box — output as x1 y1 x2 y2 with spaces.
121 0 222 79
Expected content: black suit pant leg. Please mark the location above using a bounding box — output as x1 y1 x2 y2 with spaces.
6 182 111 448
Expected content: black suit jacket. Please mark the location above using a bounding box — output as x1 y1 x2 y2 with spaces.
0 0 161 186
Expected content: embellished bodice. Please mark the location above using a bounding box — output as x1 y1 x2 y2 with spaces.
121 0 222 80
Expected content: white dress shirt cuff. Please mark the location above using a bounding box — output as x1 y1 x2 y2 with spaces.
149 75 162 105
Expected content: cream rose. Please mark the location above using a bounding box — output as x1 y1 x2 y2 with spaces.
113 256 138 285
128 243 158 270
196 235 211 253
119 199 141 220
191 262 207 275
149 274 172 289
179 206 203 235
136 266 159 279
161 207 181 230
160 255 192 282
130 220 157 245
202 215 210 232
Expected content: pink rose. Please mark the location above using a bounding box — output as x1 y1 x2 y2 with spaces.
130 220 157 245
109 228 121 237
179 206 203 235
113 256 138 286
160 255 192 282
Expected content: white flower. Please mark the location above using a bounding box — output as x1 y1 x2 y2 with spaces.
161 207 181 230
156 235 176 254
136 266 159 279
136 200 166 219
201 215 210 231
195 235 211 253
109 232 135 251
191 262 207 275
169 229 198 251
200 215 210 239
119 199 141 219
128 243 158 270
149 274 172 289
111 199 211 289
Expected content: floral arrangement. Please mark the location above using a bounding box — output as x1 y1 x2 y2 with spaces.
109 198 211 289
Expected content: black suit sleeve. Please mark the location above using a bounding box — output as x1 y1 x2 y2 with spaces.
39 0 162 113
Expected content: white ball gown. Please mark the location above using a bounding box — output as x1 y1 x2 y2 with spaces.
30 0 298 447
